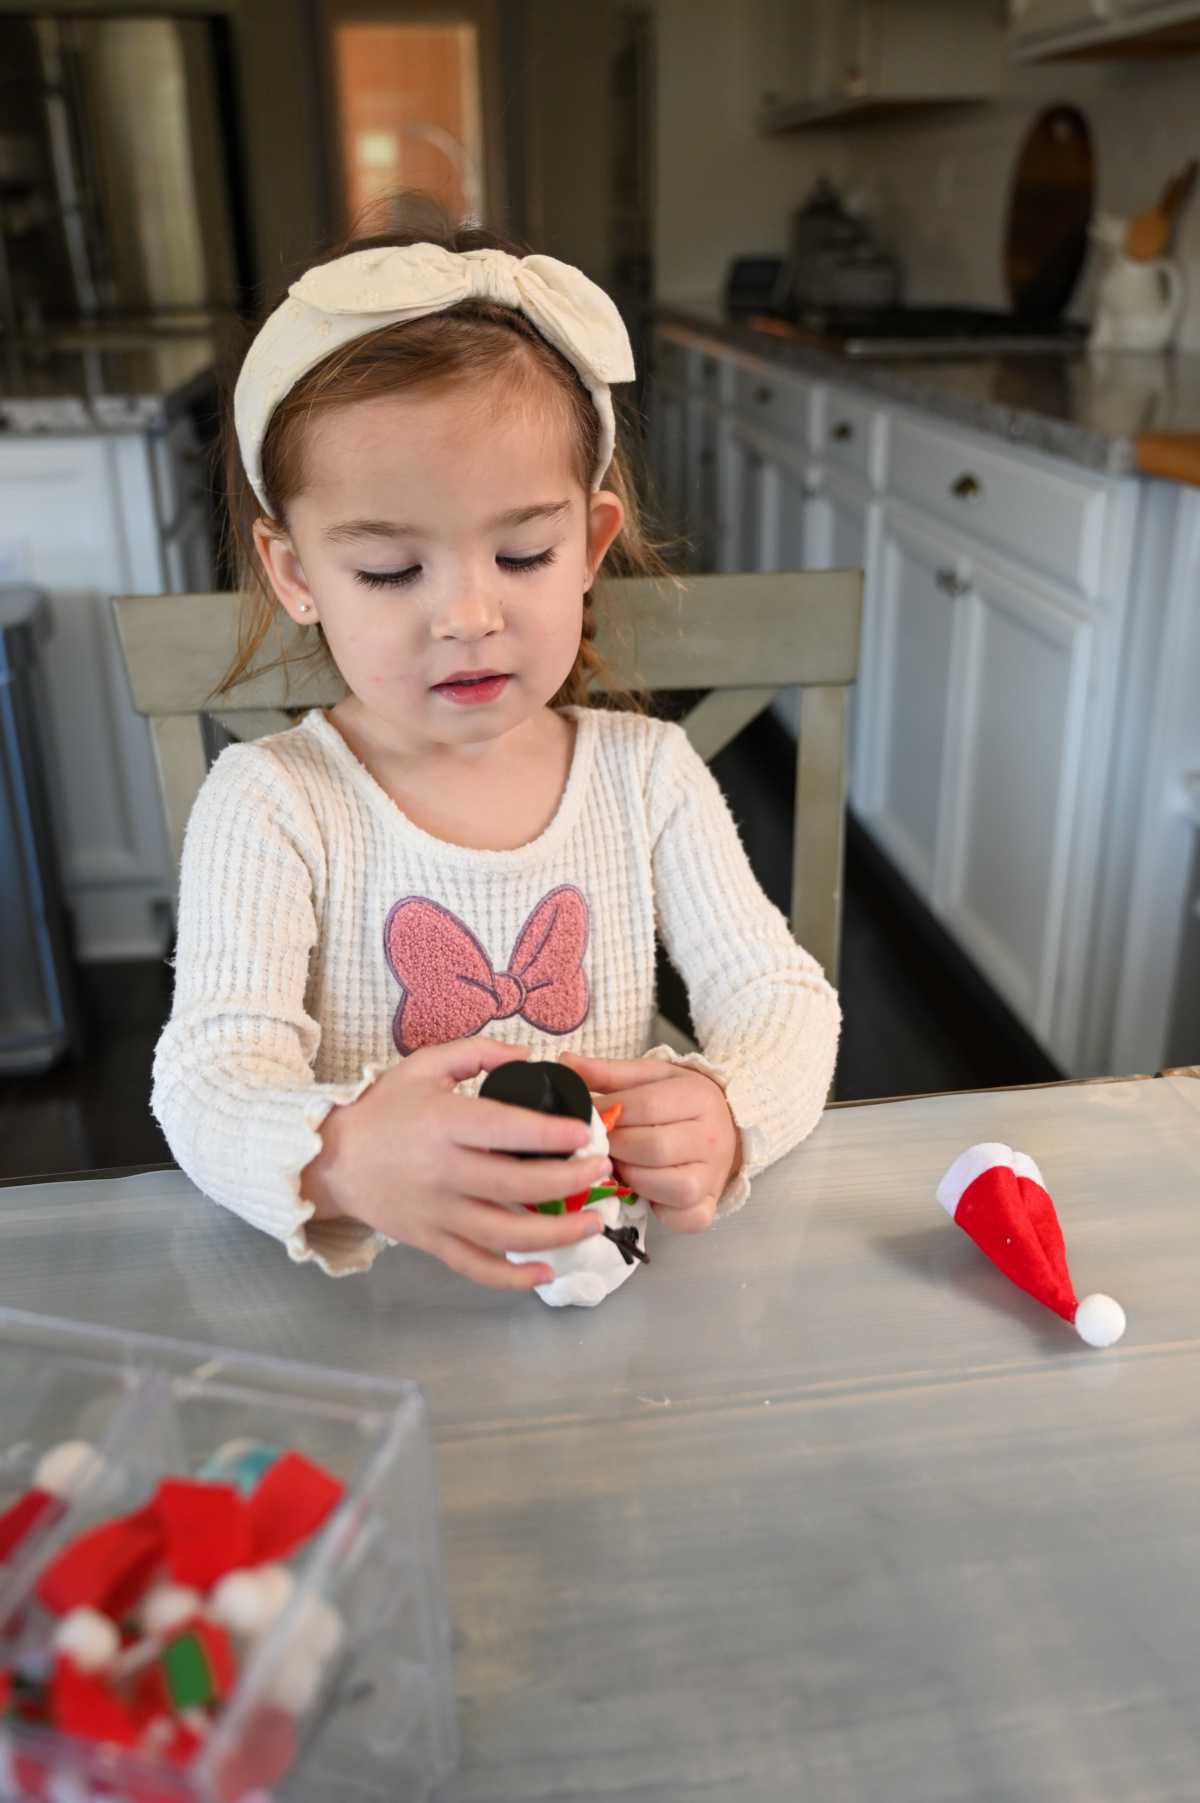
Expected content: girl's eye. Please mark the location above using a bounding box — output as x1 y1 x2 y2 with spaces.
354 549 557 590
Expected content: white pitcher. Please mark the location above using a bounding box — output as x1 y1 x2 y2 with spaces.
1088 213 1186 353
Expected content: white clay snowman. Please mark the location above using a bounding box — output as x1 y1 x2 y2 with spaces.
480 1060 650 1308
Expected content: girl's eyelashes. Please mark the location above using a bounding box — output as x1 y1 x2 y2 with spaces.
354 548 558 590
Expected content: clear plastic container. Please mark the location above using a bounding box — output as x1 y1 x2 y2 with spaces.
0 1306 458 1802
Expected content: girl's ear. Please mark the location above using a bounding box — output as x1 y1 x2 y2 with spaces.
252 516 320 624
585 488 625 588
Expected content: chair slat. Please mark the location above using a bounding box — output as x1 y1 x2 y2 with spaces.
112 570 862 987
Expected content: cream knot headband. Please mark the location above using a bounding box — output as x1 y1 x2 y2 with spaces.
234 243 637 512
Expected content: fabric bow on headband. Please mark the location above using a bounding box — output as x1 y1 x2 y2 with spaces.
234 243 637 510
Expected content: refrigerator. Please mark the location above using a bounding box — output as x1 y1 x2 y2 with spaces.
0 11 250 339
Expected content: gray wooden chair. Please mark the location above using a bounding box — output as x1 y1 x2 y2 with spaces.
113 573 862 1043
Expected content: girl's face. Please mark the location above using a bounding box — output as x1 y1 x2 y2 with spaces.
254 379 624 755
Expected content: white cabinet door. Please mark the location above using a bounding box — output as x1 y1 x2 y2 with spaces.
718 419 773 575
939 554 1092 1055
807 466 874 803
858 503 965 903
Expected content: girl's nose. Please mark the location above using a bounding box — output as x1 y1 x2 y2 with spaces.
430 588 503 641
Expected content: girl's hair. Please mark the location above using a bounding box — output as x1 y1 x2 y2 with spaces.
216 190 676 711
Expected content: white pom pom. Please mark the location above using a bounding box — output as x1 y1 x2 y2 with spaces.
268 1647 324 1715
139 1583 201 1638
35 1441 100 1500
291 1592 344 1662
53 1607 120 1673
1074 1293 1126 1348
210 1565 295 1639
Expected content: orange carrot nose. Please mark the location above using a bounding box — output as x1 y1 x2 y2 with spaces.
600 1102 623 1133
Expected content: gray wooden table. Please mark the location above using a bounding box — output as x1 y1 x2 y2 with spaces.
2 1074 1199 1801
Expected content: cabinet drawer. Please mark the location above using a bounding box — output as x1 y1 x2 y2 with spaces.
653 333 689 388
889 415 1107 592
733 361 815 448
819 386 886 488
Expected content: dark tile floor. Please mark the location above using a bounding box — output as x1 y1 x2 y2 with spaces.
0 713 1058 1185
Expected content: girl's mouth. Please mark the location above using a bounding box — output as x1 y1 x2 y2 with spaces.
432 673 511 706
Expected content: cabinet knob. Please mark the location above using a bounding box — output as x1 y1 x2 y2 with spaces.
754 385 773 404
951 472 983 503
832 420 854 442
936 566 969 598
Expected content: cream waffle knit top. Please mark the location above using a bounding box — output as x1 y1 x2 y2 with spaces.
151 705 841 1276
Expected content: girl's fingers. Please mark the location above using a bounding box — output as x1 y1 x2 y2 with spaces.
558 1052 674 1093
453 1148 610 1208
448 1197 605 1255
450 1093 591 1158
609 1121 700 1168
434 1235 553 1291
414 1036 532 1087
650 1197 716 1235
613 1160 713 1214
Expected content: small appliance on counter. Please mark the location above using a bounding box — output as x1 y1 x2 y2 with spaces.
723 255 788 320
776 176 903 314
724 110 1094 359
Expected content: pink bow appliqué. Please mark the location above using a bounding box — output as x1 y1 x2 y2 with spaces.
383 885 590 1054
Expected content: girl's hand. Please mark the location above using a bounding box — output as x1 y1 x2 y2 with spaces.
558 1052 742 1234
302 1038 612 1290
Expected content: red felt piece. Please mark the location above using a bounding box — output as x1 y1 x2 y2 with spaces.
563 1188 591 1213
51 1653 140 1748
36 1502 163 1619
245 1452 343 1565
0 1489 63 1563
191 1617 237 1699
956 1166 1079 1323
155 1479 251 1589
11 1747 52 1802
0 1667 10 1714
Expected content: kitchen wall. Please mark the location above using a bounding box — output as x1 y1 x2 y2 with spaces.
653 0 1200 350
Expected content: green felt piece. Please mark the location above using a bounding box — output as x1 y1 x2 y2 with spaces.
535 1200 565 1215
162 1632 213 1709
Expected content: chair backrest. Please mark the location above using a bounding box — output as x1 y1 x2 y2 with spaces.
113 570 861 979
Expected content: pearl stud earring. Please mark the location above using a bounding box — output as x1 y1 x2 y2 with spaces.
298 602 311 614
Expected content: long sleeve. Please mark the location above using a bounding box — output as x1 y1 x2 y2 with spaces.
151 745 389 1277
645 722 841 1215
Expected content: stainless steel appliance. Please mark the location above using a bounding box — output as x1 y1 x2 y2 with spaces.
0 587 80 1075
776 176 903 316
0 13 248 340
781 303 1089 358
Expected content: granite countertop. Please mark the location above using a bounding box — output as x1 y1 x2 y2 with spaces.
654 298 1200 481
0 316 238 435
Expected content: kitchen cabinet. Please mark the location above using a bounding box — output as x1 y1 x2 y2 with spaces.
718 418 774 575
756 0 1004 130
856 503 961 903
938 554 1093 1046
0 415 215 962
647 321 1153 1075
1010 0 1200 57
807 464 876 802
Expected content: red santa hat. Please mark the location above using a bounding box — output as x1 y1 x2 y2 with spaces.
936 1142 1125 1348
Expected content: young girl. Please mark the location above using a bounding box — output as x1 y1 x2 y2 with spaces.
151 200 841 1290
